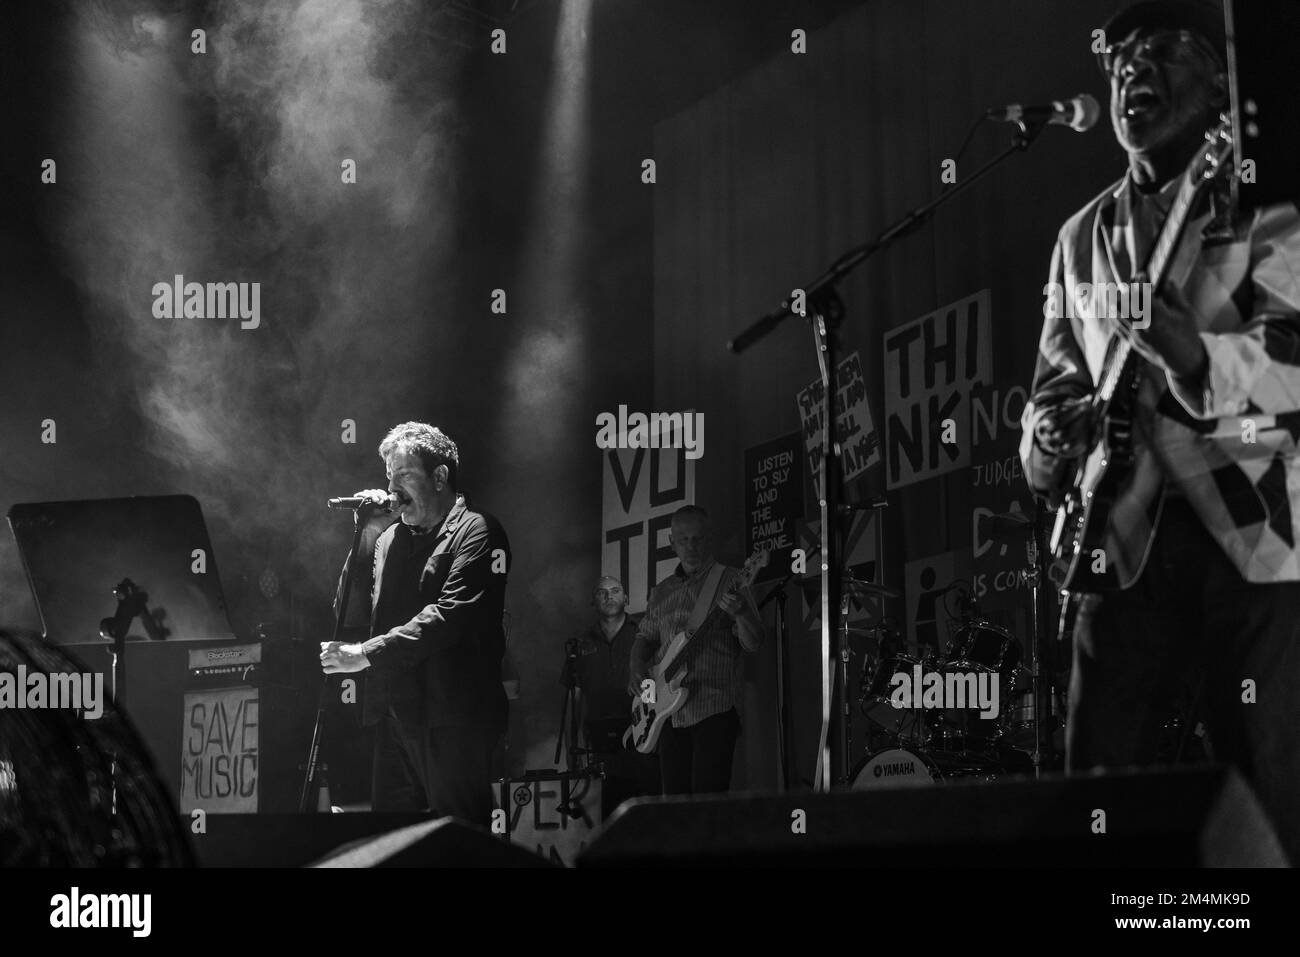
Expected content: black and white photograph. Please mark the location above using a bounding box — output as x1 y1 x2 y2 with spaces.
1 0 1297 934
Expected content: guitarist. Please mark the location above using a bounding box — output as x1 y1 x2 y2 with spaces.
1021 0 1300 860
628 506 764 796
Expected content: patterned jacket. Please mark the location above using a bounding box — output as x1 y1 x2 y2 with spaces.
1020 170 1300 586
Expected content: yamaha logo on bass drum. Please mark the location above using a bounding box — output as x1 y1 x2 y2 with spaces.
874 760 916 778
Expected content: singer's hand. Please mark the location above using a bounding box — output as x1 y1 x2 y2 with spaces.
354 488 391 509
320 640 370 674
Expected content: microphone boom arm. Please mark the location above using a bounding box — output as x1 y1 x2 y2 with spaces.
727 116 1055 354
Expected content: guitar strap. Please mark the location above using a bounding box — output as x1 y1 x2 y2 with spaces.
685 561 727 634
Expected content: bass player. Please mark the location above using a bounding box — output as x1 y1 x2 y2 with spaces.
628 505 764 796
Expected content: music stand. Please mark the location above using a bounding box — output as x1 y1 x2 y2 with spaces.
7 494 237 707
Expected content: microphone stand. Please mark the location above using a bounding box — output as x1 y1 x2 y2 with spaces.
98 578 158 814
98 578 153 709
729 118 1054 790
1024 506 1046 776
554 639 583 771
756 555 811 792
298 504 373 812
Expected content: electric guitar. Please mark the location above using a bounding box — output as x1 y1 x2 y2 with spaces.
1049 114 1234 591
625 547 770 753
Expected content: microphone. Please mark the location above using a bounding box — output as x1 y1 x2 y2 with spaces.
985 93 1100 132
327 492 399 511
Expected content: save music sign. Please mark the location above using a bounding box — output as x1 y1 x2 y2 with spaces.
883 289 992 489
179 685 258 813
602 421 696 614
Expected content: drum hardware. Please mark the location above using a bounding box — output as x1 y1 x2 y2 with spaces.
855 605 1037 785
797 563 898 789
987 509 1033 535
755 551 818 792
797 576 900 604
842 577 902 600
1021 502 1058 776
930 618 1023 753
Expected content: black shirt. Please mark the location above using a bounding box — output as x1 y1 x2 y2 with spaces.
338 494 511 731
572 615 640 723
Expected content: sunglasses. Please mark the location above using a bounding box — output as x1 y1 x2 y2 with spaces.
1101 29 1218 80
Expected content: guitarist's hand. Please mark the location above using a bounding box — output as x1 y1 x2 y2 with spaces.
1130 283 1209 382
718 590 757 625
1034 397 1095 458
628 665 651 698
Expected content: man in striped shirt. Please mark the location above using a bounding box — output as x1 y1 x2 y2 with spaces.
1021 1 1300 859
629 506 763 796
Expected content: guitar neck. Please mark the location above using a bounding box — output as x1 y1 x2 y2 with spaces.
1096 147 1220 405
1144 163 1207 291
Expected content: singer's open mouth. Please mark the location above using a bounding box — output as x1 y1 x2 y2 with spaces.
1122 84 1160 119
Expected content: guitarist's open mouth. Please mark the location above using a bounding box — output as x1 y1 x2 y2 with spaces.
1122 84 1162 120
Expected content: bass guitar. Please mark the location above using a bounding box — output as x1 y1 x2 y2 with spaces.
625 547 770 753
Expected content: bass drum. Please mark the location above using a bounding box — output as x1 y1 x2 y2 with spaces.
850 748 939 790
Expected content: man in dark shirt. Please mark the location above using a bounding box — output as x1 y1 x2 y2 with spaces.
569 576 659 816
321 422 510 825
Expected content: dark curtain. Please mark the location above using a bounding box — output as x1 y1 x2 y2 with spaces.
653 0 1132 790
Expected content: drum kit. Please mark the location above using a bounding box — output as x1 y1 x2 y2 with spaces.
842 509 1061 790
852 611 1040 789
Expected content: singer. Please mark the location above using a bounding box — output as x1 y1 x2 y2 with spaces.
320 422 511 824
1020 0 1300 860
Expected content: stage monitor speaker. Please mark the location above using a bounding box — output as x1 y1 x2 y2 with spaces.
577 766 1288 867
312 817 554 868
190 812 430 867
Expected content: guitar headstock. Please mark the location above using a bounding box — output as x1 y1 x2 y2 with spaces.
1196 113 1234 183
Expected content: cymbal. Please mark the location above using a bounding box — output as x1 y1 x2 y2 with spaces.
798 577 900 601
843 624 899 637
986 510 1038 536
843 577 901 599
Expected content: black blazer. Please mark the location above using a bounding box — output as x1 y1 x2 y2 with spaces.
338 495 510 731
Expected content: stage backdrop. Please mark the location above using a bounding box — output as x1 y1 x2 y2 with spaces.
652 0 1132 790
